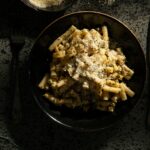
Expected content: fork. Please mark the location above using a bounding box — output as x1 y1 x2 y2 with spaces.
9 35 25 123
146 19 150 130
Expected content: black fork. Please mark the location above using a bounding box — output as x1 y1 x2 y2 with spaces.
8 35 25 123
146 19 150 130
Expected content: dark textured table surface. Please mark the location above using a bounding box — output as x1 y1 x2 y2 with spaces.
0 0 150 150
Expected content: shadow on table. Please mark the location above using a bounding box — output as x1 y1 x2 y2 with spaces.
5 63 55 150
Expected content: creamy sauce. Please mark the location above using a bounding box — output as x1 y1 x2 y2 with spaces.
38 25 135 112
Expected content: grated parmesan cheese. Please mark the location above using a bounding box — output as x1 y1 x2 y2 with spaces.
29 0 64 8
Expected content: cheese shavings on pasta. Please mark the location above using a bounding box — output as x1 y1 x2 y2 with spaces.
38 25 135 112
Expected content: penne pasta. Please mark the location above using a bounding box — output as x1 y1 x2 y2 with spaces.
120 83 127 101
108 106 115 112
102 91 110 101
102 25 109 41
122 83 135 97
44 93 64 105
103 85 121 94
38 25 135 112
38 73 49 90
111 95 119 103
49 25 77 51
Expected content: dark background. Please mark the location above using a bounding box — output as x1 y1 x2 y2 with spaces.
0 0 66 38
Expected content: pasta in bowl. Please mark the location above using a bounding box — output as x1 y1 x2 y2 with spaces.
28 11 146 131
38 25 135 112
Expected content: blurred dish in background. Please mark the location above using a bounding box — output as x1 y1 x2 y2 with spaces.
29 0 64 8
20 0 75 12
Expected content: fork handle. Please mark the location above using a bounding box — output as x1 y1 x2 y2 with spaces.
9 52 22 122
146 19 150 130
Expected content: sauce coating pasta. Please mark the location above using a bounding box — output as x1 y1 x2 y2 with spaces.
38 25 135 112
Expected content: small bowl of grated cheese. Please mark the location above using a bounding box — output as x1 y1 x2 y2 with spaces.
20 0 75 12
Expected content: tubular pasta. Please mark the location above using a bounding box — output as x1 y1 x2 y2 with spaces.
38 25 135 112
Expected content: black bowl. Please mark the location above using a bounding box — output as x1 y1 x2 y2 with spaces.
28 11 146 132
20 0 75 12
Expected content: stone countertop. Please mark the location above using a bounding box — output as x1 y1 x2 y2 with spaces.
0 0 150 150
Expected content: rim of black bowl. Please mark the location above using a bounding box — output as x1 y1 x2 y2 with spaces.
20 0 75 12
28 11 147 132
